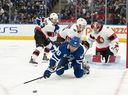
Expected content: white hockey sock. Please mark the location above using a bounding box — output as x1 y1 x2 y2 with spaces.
32 47 43 60
46 43 52 49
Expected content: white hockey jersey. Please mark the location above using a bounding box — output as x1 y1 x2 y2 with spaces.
58 23 84 41
88 25 118 51
41 17 58 42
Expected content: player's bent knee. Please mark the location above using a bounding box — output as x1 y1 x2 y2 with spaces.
74 69 84 78
56 69 64 76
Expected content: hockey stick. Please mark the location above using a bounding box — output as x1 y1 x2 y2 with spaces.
23 66 64 84
23 76 44 84
2 66 64 94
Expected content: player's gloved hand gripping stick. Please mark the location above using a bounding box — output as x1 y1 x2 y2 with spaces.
23 66 64 84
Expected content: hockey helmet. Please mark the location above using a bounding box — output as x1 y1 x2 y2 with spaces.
69 36 80 48
49 13 58 24
76 18 87 31
50 13 58 20
91 21 102 33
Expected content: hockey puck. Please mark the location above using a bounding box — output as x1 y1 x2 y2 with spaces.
33 90 37 93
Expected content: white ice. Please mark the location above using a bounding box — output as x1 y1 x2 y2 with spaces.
0 40 128 95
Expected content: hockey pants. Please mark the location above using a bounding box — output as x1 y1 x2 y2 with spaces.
56 57 85 78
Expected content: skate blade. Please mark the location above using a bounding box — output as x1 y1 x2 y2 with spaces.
42 60 49 63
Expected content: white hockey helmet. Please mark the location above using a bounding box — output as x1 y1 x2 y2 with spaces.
49 13 58 24
76 18 87 31
50 13 58 20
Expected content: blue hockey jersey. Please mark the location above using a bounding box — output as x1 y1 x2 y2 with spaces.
49 42 86 67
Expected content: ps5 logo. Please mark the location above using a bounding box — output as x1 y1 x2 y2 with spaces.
0 27 18 33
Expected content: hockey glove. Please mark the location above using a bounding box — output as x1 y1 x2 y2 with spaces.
109 42 119 55
81 40 90 49
43 67 56 79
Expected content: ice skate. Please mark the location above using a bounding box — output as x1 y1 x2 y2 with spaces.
42 53 49 63
29 57 38 64
83 62 90 75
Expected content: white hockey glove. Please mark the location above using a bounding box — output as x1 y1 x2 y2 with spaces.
109 42 119 56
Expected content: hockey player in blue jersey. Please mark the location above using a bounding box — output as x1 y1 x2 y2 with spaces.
43 36 90 78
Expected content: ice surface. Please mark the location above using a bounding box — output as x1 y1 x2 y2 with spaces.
0 40 127 95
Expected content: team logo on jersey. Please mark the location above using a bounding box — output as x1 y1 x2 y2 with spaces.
96 35 104 44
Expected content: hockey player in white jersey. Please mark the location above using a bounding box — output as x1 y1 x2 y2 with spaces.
54 18 90 70
29 13 60 64
56 18 90 50
43 36 90 79
87 21 119 63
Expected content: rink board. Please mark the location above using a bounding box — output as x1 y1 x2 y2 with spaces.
0 24 127 42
